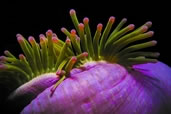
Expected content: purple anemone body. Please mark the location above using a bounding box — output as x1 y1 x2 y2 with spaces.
21 61 171 114
1 9 171 114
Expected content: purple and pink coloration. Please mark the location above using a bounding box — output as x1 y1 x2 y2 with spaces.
0 9 171 114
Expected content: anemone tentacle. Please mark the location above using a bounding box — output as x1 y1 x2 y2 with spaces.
0 9 159 96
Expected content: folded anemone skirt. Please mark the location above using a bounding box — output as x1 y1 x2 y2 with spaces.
0 9 171 114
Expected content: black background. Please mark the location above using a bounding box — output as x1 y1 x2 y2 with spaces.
0 1 171 113
1 1 171 67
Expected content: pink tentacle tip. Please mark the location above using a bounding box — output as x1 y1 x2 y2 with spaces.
122 18 127 22
0 64 7 69
78 23 84 30
61 27 66 32
39 34 45 38
128 24 135 30
141 26 148 33
19 54 25 60
154 52 160 57
28 36 35 44
16 33 22 38
66 37 71 44
152 40 157 45
0 56 6 61
52 33 57 38
46 29 53 36
71 56 77 62
97 23 103 31
71 29 76 35
56 70 66 76
109 16 115 23
17 36 24 43
39 37 45 43
4 50 9 55
147 31 154 36
52 37 58 43
56 69 62 75
156 52 160 56
70 9 76 15
145 21 152 27
83 17 89 24
82 52 88 57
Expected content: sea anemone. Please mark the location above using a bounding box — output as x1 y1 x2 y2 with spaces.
0 9 171 114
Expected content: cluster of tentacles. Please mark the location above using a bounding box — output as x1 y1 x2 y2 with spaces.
0 9 159 94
